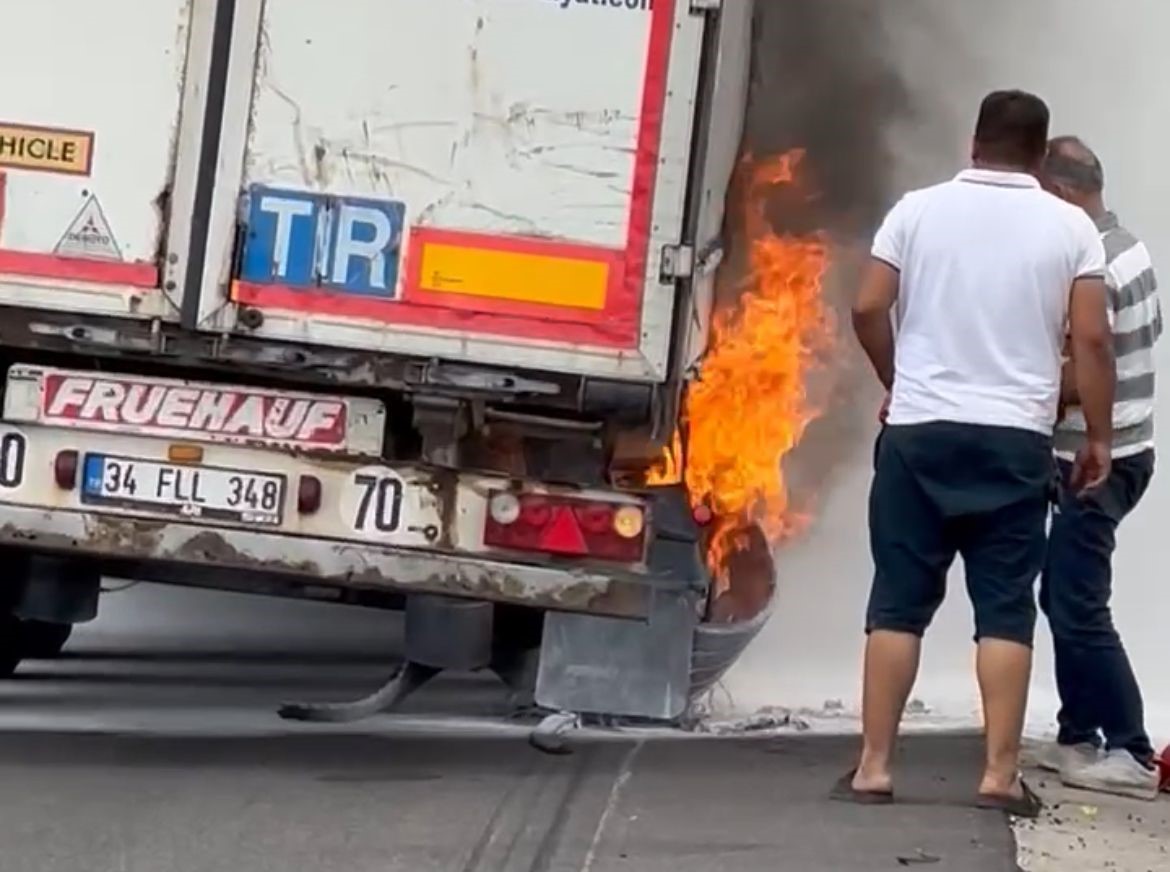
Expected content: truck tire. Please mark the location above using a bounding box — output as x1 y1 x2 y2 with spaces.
0 615 23 678
19 620 73 659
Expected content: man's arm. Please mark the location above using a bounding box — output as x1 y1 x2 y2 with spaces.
852 259 900 390
1068 273 1115 450
1062 269 1118 408
1059 358 1078 406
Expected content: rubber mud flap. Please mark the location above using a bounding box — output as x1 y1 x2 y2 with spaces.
536 587 697 722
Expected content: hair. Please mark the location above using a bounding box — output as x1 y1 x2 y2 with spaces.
973 90 1051 167
1043 135 1105 194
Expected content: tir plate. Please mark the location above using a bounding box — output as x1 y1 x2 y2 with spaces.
81 454 286 526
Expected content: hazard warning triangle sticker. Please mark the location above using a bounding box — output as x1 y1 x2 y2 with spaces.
53 195 122 261
539 507 588 556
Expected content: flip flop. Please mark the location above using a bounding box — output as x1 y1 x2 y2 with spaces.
830 769 895 805
975 778 1043 819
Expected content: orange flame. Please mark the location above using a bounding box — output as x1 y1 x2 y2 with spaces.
645 430 684 486
677 150 833 593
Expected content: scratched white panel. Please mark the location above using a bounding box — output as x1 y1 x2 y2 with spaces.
0 0 192 264
227 0 708 381
247 0 654 250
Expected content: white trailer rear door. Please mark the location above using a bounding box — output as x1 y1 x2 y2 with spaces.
201 0 706 382
0 0 214 322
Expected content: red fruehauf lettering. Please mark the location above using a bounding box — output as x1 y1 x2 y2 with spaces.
42 375 348 445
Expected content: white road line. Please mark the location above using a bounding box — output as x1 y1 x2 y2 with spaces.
580 738 645 872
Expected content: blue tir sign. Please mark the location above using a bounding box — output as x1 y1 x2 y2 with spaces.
239 186 406 296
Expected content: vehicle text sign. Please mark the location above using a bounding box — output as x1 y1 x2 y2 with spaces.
42 373 349 449
0 121 94 176
239 186 406 297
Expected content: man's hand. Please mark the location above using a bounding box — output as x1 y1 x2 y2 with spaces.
1070 439 1111 495
878 392 891 424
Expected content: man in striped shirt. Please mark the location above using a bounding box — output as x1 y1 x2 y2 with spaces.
1039 135 1163 800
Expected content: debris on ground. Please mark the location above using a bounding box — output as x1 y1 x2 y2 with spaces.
896 849 942 866
690 706 811 736
1015 755 1170 872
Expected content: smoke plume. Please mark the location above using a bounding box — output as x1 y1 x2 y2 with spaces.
743 0 922 236
719 0 967 516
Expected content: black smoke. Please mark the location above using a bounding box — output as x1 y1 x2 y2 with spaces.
742 0 933 238
716 0 958 524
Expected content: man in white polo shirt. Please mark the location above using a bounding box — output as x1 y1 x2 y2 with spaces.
834 90 1117 818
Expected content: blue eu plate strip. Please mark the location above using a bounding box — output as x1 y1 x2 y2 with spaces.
82 455 106 495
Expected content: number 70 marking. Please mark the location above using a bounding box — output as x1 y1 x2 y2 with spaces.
353 473 403 533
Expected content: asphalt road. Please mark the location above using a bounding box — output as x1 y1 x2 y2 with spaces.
0 584 1021 872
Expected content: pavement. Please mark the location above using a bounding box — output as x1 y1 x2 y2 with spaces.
0 729 1018 872
1013 754 1170 872
0 582 1093 871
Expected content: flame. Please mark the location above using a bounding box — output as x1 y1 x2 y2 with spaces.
645 430 683 486
673 150 833 596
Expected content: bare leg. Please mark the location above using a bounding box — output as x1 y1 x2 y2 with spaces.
976 638 1032 796
853 630 922 792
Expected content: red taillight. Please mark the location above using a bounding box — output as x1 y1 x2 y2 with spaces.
54 451 79 490
519 498 552 528
692 504 713 526
297 475 322 514
484 491 646 563
576 503 614 535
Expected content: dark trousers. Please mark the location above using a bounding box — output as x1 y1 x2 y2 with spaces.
1039 450 1156 767
867 423 1052 645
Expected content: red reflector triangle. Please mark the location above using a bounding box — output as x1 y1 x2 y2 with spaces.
539 506 588 555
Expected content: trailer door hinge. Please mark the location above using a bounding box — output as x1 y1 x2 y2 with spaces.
659 244 695 281
689 0 721 12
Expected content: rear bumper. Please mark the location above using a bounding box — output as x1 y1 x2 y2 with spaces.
0 503 655 619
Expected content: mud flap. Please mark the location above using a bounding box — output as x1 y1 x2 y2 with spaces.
534 587 698 722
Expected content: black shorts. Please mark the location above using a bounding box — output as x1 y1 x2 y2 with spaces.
866 422 1053 647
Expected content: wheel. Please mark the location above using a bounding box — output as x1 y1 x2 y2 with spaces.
19 620 73 659
0 615 23 677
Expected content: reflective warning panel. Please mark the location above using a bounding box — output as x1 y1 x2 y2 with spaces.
414 235 610 311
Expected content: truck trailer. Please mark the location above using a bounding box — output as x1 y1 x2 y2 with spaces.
0 0 761 734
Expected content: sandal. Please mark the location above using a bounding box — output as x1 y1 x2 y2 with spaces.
830 768 895 805
975 778 1043 819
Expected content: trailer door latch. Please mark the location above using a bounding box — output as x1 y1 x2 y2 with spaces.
659 244 695 281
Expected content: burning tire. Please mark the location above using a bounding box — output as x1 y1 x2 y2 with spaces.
0 615 23 677
689 523 777 704
690 592 774 701
644 153 831 712
0 617 74 676
19 620 73 659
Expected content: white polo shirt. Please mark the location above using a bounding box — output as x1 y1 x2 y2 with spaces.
873 168 1107 435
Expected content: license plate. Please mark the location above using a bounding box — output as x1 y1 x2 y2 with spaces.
81 455 286 526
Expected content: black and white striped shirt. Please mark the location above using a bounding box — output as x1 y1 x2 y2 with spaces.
1055 212 1162 459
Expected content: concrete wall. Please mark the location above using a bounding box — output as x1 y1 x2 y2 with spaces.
728 0 1170 745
